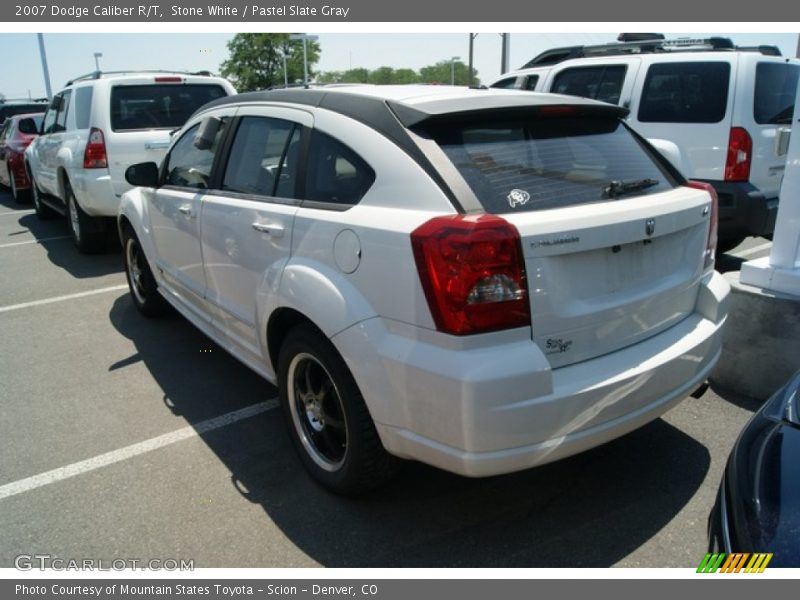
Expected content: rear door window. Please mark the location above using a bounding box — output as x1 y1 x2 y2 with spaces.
754 62 800 125
551 65 627 104
425 115 676 214
110 84 227 131
491 77 518 89
638 62 730 123
54 90 71 132
222 116 300 199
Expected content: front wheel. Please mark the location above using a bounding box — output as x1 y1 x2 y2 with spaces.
122 226 168 317
278 324 399 495
30 174 57 220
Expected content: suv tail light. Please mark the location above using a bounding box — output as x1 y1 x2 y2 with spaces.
83 128 108 169
724 127 752 182
411 214 530 335
687 180 718 271
154 76 183 83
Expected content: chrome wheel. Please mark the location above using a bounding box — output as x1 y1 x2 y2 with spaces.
125 236 147 306
287 352 348 471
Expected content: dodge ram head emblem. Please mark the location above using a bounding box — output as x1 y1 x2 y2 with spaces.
645 218 655 237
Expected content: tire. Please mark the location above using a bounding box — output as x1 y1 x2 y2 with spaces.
278 324 399 495
9 164 27 203
66 184 105 253
30 174 57 220
122 225 168 317
716 236 746 255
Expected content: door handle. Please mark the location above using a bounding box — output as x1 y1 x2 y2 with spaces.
178 204 194 217
251 222 284 237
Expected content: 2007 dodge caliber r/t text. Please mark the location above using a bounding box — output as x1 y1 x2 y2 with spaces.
119 85 730 494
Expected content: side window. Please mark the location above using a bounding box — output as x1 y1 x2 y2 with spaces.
222 116 300 199
74 86 93 130
551 65 627 104
165 120 226 189
638 62 730 123
304 131 375 206
491 77 518 89
524 75 539 90
41 101 58 135
54 90 72 132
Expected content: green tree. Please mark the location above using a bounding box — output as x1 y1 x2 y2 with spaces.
392 69 420 84
368 66 395 85
419 60 478 86
220 33 321 91
340 68 370 83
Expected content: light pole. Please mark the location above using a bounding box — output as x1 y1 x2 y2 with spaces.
36 34 52 100
281 49 288 87
289 33 318 87
468 34 478 86
94 52 103 72
451 56 461 85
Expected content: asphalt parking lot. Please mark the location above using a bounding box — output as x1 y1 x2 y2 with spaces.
0 187 773 569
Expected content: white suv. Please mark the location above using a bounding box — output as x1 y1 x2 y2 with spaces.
119 85 730 494
25 71 236 252
492 36 800 251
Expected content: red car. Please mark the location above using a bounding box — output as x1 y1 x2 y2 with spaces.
0 112 44 202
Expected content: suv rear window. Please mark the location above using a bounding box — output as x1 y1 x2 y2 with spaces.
110 84 227 131
638 62 730 123
551 65 626 104
754 62 800 125
426 115 675 214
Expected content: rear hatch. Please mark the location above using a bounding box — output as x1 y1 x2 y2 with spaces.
104 77 230 196
422 105 712 367
746 58 799 198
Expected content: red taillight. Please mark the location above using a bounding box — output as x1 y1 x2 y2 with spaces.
83 128 108 169
687 180 718 271
154 76 182 83
724 127 752 182
411 214 530 335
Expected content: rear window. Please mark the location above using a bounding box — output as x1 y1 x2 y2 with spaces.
426 116 675 214
551 65 627 104
110 84 227 131
754 62 800 125
638 62 730 123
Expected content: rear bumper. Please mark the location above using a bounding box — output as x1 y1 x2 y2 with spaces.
335 271 730 478
701 180 777 239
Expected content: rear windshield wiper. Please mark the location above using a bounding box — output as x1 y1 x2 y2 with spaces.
602 178 659 199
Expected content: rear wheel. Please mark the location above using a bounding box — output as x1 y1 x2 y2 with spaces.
278 324 399 495
122 225 168 317
66 184 105 253
9 169 20 202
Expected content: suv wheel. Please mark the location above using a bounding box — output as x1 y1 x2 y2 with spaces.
278 324 399 495
30 176 57 220
66 184 105 253
122 225 168 317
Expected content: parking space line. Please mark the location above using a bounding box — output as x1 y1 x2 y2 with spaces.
0 210 35 217
0 235 71 249
0 284 129 314
0 400 278 501
731 242 772 259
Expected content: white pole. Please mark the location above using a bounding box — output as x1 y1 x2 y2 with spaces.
36 34 52 100
302 36 308 87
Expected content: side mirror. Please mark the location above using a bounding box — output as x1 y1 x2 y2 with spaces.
49 96 63 111
18 118 39 135
125 162 160 187
193 116 221 150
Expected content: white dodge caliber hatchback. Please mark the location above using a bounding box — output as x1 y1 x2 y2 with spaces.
119 85 730 494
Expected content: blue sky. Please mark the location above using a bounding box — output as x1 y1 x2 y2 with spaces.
1 32 797 99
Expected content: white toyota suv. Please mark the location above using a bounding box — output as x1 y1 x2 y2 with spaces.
25 70 236 252
492 36 800 252
119 85 730 494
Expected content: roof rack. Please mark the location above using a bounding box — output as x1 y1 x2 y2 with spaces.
64 69 216 86
522 35 781 68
